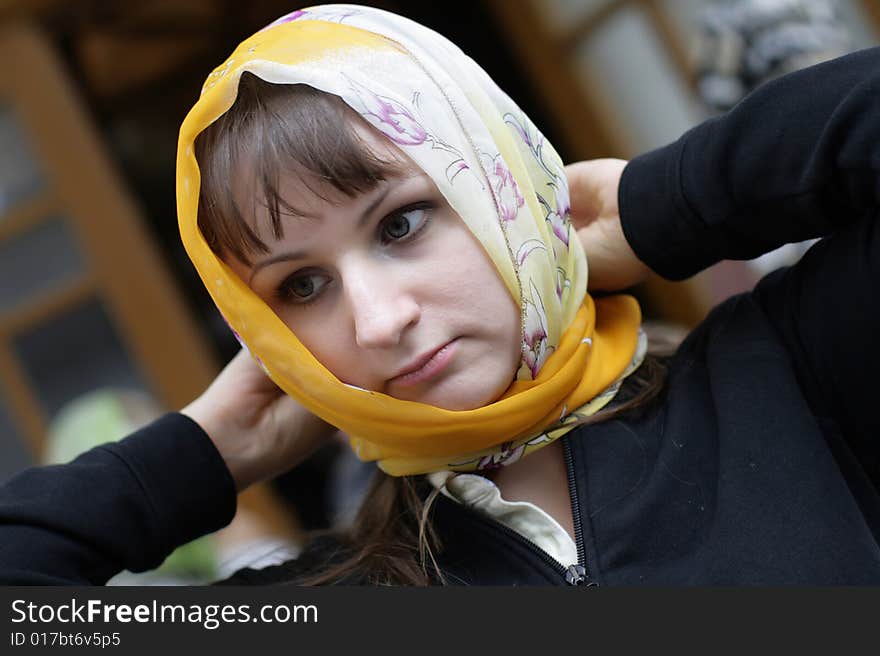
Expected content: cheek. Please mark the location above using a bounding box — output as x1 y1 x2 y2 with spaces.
491 289 524 373
278 310 361 383
440 235 522 360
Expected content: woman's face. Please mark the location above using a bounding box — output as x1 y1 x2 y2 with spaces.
229 128 522 410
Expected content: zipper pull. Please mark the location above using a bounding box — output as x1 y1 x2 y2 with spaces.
564 564 596 586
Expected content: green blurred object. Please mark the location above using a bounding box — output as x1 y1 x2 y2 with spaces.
44 388 218 584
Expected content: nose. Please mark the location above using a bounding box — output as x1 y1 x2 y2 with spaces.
343 259 421 349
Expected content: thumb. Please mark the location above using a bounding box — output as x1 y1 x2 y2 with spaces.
565 161 604 228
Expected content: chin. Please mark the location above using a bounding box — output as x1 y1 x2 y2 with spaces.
419 378 509 411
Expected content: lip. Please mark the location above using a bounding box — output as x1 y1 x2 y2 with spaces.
389 339 458 388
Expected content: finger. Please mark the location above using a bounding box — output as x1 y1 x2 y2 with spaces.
565 161 603 223
566 159 626 229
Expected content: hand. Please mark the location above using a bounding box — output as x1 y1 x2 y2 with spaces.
565 158 650 291
182 349 336 492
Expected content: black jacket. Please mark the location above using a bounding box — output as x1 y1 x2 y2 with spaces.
2 47 879 586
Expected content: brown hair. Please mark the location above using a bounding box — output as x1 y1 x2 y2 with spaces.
195 74 670 586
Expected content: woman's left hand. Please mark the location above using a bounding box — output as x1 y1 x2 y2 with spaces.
565 158 650 291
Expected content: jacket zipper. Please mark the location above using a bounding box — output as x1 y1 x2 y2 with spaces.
459 437 597 586
562 437 596 586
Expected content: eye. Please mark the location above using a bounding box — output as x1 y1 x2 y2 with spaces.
380 204 431 243
276 271 330 305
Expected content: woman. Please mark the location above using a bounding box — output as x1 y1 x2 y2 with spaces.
2 5 878 585
179 4 648 584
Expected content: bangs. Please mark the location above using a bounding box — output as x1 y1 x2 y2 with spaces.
195 73 405 265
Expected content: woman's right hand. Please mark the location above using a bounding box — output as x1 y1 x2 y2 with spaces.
182 348 336 492
565 158 650 291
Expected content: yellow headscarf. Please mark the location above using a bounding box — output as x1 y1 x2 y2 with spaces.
177 4 644 476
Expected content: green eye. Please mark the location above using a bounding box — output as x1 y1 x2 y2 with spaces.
290 276 315 298
382 206 429 243
385 213 411 239
278 272 328 305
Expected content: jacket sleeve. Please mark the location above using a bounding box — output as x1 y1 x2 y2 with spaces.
0 413 237 585
619 46 880 279
618 47 880 480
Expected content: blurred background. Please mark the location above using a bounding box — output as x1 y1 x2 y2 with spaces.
0 0 877 583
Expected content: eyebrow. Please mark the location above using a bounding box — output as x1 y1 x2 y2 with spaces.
248 183 394 284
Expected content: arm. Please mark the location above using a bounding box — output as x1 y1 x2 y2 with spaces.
619 46 880 279
0 414 235 585
0 350 335 585
621 47 880 457
569 47 880 483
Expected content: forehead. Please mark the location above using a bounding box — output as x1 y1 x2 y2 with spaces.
240 132 426 238
234 116 421 231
